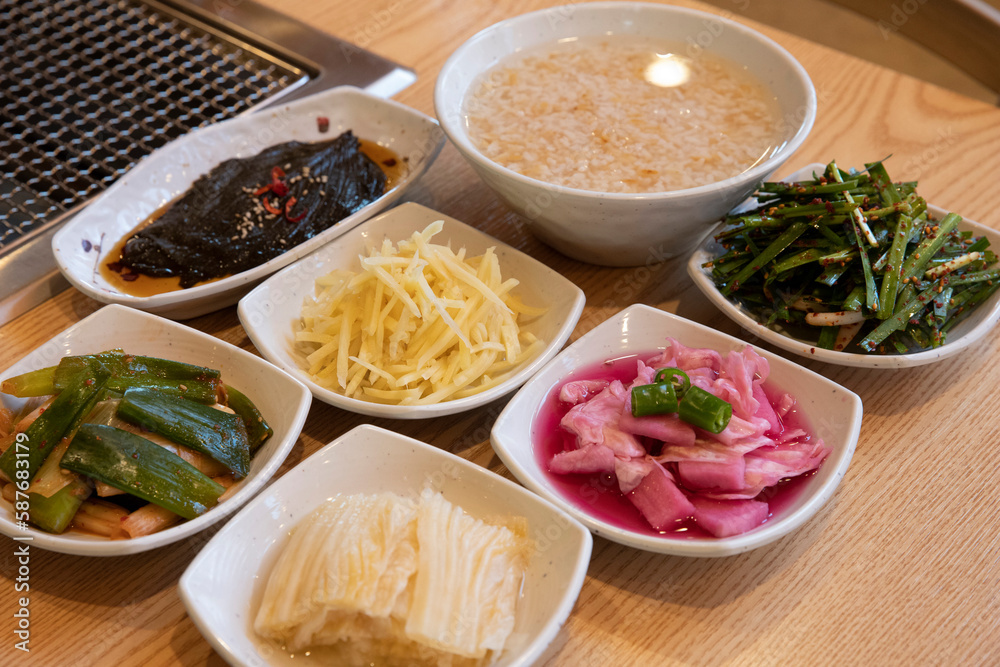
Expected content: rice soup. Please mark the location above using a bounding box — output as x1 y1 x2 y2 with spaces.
464 36 783 194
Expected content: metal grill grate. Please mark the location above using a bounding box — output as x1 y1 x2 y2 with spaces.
0 0 307 253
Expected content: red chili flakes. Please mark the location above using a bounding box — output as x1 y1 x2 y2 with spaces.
252 164 312 223
317 116 330 133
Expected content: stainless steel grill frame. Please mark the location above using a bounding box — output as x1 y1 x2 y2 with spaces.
0 0 413 324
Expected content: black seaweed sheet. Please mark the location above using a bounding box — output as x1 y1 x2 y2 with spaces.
118 131 386 287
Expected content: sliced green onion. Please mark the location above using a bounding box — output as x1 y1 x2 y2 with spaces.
1 366 57 397
817 325 839 350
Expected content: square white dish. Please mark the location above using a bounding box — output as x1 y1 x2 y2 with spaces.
52 86 445 320
491 304 862 557
687 163 1000 368
179 423 593 667
0 304 311 556
237 201 586 418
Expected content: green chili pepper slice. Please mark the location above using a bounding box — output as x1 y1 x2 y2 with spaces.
654 368 690 393
631 381 678 417
678 386 733 434
630 368 693 417
629 366 733 433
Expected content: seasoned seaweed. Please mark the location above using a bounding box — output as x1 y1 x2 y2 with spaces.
117 131 386 288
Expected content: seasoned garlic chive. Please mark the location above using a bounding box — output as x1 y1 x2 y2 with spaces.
707 160 997 354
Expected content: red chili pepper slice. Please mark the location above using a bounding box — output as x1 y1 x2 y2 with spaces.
262 197 283 215
285 196 307 223
268 165 290 196
253 183 272 196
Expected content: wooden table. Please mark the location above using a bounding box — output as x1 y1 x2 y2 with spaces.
4 0 1000 664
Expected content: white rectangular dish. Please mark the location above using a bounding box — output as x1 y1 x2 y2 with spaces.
52 86 444 320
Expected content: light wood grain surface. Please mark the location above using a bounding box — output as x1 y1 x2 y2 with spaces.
3 0 1000 665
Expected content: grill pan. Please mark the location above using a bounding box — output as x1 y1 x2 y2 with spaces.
0 0 413 323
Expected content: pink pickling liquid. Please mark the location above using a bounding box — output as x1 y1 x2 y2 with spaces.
531 353 818 540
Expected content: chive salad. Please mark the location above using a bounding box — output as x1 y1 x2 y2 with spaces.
705 160 999 354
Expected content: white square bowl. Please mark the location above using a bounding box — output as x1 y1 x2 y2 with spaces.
687 163 1000 368
52 86 444 320
0 304 311 556
491 304 862 557
237 201 586 418
179 424 593 666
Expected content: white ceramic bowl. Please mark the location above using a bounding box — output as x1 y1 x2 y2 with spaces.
491 304 861 557
179 424 592 667
434 2 815 266
53 86 444 320
687 163 1000 368
238 201 586 419
0 305 311 556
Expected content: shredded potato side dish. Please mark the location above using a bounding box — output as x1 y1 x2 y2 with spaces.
295 220 546 404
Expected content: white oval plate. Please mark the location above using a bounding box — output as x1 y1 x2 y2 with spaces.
237 202 586 419
491 304 861 557
0 305 311 556
179 424 592 667
687 163 1000 368
52 86 444 320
